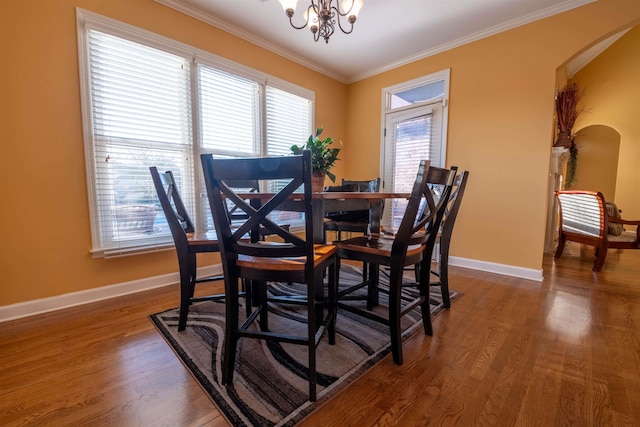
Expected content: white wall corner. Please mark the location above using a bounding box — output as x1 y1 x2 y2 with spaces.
0 264 223 323
449 256 544 282
1 258 541 324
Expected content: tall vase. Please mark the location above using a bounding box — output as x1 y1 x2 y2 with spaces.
312 172 325 193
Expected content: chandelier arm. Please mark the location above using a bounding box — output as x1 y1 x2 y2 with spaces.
338 0 355 16
334 13 355 34
286 6 312 30
330 2 355 35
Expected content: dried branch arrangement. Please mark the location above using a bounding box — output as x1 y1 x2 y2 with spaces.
554 83 585 148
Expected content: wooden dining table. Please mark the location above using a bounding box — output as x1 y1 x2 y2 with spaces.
238 191 410 243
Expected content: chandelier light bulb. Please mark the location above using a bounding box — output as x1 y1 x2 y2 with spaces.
278 0 299 15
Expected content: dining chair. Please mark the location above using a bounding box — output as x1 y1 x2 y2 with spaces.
149 167 226 332
200 150 338 402
430 170 469 308
334 162 456 365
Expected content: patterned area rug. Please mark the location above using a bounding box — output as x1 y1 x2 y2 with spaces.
150 265 461 426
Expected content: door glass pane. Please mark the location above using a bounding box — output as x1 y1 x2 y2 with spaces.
390 80 444 109
387 115 431 228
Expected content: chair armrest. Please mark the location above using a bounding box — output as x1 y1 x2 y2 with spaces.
608 217 640 226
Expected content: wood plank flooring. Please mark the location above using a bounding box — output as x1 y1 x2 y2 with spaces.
1 243 639 426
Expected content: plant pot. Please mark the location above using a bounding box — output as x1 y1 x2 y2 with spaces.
554 131 572 148
312 172 325 193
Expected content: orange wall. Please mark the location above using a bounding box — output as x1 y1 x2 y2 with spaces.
344 0 640 269
0 0 346 306
572 26 640 218
573 125 621 201
2 0 640 307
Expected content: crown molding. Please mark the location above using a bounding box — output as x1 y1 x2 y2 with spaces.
350 0 596 82
156 0 595 84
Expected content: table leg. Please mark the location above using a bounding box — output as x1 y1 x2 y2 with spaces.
313 200 325 244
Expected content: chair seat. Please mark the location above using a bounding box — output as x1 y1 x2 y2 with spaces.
186 230 220 250
608 230 639 244
334 234 425 259
237 244 336 271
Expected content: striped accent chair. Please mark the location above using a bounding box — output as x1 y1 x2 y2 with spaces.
555 190 640 271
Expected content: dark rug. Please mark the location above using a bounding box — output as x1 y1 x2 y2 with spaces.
150 265 461 426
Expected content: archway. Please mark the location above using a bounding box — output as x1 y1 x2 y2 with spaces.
571 125 621 201
544 25 639 254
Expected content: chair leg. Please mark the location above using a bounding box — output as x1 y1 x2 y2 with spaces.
554 234 567 259
594 244 607 271
418 258 433 336
367 263 380 310
178 254 197 331
387 266 404 365
440 244 451 309
328 261 337 345
258 280 269 331
222 276 240 386
242 278 252 318
307 271 320 402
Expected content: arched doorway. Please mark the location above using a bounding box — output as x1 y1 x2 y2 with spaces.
571 125 621 201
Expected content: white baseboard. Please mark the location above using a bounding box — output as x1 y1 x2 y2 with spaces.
1 257 541 323
0 264 223 323
449 256 544 282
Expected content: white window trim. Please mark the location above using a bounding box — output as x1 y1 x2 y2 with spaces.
379 69 450 178
76 8 314 257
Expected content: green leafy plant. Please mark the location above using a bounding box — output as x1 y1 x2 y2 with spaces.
290 127 341 183
565 143 579 189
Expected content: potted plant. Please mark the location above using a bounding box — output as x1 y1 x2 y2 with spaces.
291 127 341 192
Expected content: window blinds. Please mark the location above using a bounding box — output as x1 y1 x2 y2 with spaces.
88 30 194 253
199 66 259 157
266 86 312 156
79 14 313 255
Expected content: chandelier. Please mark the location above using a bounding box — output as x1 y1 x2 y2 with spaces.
277 0 364 44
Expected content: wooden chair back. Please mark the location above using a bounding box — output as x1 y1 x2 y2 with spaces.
149 167 194 247
223 179 260 221
407 166 457 260
440 170 470 247
430 169 469 308
201 151 315 274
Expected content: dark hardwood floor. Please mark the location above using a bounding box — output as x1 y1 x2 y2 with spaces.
1 243 639 426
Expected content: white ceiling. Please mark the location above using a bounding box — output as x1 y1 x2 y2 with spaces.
155 0 595 83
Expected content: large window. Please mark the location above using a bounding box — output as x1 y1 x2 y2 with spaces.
77 9 313 257
381 70 449 227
